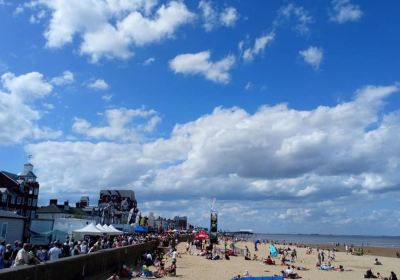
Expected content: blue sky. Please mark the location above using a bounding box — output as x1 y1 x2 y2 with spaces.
1 0 400 235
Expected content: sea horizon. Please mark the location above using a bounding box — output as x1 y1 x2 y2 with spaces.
245 233 400 248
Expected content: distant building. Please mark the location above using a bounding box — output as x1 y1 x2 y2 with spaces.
76 196 89 208
36 199 91 220
0 162 40 241
98 190 139 224
0 210 25 244
174 216 188 230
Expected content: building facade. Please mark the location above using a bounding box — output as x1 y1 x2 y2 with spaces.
0 162 39 220
0 210 25 244
98 190 139 224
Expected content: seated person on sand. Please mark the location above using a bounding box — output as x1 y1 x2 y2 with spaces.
153 267 165 278
282 265 300 279
281 254 287 265
244 250 251 260
264 255 276 265
364 268 378 279
374 258 382 265
165 263 177 276
142 265 153 277
389 271 398 280
252 254 258 261
336 265 344 272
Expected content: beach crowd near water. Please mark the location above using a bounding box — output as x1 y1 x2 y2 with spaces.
1 233 400 280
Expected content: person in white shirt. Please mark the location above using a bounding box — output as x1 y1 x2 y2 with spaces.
48 243 62 261
80 241 88 254
13 243 31 266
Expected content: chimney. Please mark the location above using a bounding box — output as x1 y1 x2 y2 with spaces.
50 199 57 206
64 200 69 210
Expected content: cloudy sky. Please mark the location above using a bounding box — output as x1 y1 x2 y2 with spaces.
1 0 400 235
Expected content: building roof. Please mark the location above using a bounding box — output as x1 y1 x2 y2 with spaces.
37 204 90 217
37 204 63 214
100 190 136 200
0 210 25 219
0 171 19 181
18 170 37 178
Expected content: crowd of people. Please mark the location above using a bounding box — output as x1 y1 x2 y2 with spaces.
0 232 175 270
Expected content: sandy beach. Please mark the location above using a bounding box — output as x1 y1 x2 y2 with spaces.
161 241 400 280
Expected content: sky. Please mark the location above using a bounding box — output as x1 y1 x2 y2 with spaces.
1 0 400 235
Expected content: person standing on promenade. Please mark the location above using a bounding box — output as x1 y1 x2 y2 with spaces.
49 242 62 261
13 243 30 266
3 244 13 268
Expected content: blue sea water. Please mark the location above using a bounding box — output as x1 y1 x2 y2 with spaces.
249 233 400 248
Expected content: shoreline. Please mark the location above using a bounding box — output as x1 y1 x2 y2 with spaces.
305 244 400 258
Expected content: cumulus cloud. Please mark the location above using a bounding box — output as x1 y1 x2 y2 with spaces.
51 70 74 85
240 33 275 62
169 51 235 84
0 71 61 144
198 1 238 31
219 7 238 27
26 84 400 213
72 107 160 141
29 0 194 62
330 0 363 24
87 78 109 90
299 46 323 70
274 3 313 35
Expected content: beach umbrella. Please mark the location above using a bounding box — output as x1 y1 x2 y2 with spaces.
195 231 209 240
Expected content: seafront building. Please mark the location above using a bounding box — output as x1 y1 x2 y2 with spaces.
0 162 40 241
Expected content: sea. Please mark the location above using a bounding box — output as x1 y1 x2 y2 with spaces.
248 233 400 248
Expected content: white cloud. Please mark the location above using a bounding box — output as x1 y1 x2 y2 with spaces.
23 83 400 233
274 3 313 35
143 57 155 65
87 79 109 90
330 0 363 24
29 0 194 62
101 94 113 101
219 7 238 27
51 70 74 85
245 82 252 91
299 46 323 70
169 51 235 84
72 107 160 141
198 1 238 31
241 33 275 62
0 71 61 144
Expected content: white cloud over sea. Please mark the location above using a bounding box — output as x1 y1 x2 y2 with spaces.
24 83 400 233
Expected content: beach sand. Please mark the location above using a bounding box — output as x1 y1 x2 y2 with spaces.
161 241 400 280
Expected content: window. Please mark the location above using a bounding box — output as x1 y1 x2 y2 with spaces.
17 197 21 205
32 199 37 207
28 198 32 206
1 223 7 239
29 187 33 195
1 195 7 203
34 188 39 196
